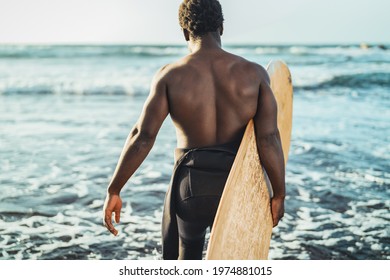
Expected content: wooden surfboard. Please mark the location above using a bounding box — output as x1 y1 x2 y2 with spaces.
205 60 293 260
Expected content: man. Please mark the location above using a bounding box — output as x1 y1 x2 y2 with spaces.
103 0 285 260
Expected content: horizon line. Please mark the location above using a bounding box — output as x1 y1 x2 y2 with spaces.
0 41 389 46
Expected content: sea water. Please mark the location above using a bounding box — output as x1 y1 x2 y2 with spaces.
0 44 389 259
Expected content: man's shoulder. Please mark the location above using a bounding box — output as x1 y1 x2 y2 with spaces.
154 57 193 79
248 61 270 82
228 53 269 81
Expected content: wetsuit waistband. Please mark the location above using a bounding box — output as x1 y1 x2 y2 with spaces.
174 139 241 170
175 139 240 159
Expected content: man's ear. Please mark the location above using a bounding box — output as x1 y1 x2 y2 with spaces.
183 29 190 41
219 24 224 36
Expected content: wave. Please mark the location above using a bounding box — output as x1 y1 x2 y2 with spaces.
0 45 187 59
0 84 147 96
2 72 390 96
297 72 390 90
1 44 388 59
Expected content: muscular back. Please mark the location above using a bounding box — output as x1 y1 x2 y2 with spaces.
163 49 263 148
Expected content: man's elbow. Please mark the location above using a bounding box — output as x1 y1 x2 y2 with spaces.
134 128 157 147
256 129 281 147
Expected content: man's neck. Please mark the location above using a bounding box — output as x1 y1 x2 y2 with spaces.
188 32 222 53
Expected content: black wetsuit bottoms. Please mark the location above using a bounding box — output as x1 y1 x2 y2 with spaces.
162 140 239 260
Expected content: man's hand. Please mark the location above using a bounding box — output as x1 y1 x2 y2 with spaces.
103 193 122 236
270 197 285 227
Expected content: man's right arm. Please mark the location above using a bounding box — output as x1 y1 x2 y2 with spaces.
253 67 285 227
103 65 170 235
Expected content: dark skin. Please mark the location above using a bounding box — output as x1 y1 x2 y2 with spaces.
103 26 285 236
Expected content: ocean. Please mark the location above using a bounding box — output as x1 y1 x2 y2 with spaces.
0 44 389 260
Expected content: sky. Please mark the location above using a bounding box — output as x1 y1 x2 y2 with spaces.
0 0 389 44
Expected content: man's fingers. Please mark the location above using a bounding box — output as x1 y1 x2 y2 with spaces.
272 215 279 227
104 213 118 236
270 197 285 227
272 215 283 227
103 194 122 236
114 210 121 224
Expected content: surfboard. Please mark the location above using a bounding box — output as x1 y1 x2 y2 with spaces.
205 60 293 260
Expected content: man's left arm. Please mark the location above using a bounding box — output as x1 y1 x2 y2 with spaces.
103 66 169 235
253 67 286 227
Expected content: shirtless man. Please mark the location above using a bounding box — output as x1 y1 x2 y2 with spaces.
103 0 285 260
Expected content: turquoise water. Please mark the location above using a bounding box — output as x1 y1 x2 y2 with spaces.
0 44 389 259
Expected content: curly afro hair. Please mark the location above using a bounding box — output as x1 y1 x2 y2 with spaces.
179 0 224 38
